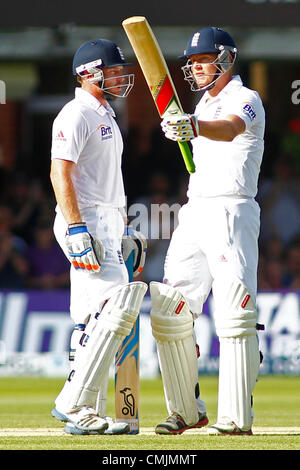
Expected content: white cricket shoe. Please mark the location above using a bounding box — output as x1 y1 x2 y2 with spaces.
64 416 130 435
103 416 130 435
51 406 108 433
207 421 253 435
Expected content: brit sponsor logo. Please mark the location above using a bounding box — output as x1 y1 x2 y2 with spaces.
242 102 256 121
98 124 113 140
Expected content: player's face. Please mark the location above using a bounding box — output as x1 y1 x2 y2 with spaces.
102 65 134 99
103 66 126 96
189 53 218 88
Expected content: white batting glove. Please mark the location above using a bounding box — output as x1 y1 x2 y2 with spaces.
161 114 200 142
66 222 105 273
122 227 147 278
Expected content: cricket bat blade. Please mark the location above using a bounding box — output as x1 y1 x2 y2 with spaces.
122 16 195 174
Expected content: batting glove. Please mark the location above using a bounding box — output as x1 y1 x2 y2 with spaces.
66 222 105 273
122 227 147 278
161 114 200 142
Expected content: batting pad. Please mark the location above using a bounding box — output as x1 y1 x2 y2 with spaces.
150 282 199 425
213 278 258 338
55 282 147 412
217 335 260 430
212 278 260 430
95 368 109 417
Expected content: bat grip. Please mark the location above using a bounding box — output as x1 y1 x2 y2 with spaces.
178 141 195 174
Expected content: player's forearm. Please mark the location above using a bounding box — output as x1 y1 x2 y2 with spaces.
50 161 82 224
197 119 241 142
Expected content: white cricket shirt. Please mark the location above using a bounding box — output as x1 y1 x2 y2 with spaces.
51 87 126 209
188 75 265 199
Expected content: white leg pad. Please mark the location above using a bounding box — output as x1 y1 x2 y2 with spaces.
213 279 258 338
213 278 260 431
217 335 260 430
55 282 147 412
150 281 199 426
95 368 109 417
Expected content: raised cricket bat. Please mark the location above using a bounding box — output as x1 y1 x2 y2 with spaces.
115 251 140 434
122 16 195 174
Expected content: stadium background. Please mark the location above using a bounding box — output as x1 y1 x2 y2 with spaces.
0 0 300 379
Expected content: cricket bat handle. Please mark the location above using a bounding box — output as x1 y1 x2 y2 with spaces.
178 141 195 174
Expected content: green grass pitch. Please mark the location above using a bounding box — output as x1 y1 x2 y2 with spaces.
0 375 299 452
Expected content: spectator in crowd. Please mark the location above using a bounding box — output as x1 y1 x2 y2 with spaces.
282 237 300 289
257 155 300 246
257 235 285 290
4 174 55 245
130 171 180 283
122 126 152 205
0 204 29 288
260 235 285 263
26 221 70 289
258 257 285 290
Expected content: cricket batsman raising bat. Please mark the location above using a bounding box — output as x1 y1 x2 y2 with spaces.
132 23 265 436
122 16 195 174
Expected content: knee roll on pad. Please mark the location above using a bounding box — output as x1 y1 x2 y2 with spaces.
150 282 199 425
213 278 258 338
56 282 147 411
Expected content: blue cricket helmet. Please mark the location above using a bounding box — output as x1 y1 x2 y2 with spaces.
180 27 237 59
180 27 237 92
72 39 132 76
72 38 134 98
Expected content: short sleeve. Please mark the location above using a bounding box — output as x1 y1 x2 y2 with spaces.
51 106 88 163
227 90 263 131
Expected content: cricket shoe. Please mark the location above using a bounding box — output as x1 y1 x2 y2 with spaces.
206 422 253 435
64 423 106 435
51 406 108 433
155 412 209 435
64 417 130 435
103 416 130 435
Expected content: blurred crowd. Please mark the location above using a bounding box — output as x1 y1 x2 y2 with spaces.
256 152 300 291
0 123 300 292
0 171 70 290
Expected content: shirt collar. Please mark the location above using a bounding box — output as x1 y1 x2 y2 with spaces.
219 75 243 95
203 75 243 104
75 87 116 117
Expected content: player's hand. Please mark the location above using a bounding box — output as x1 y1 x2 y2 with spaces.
122 226 147 278
66 222 105 273
161 114 199 142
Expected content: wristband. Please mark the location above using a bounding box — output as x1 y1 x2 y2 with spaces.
68 222 88 235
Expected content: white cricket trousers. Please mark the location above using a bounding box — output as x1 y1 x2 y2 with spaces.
53 205 128 324
164 196 260 316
